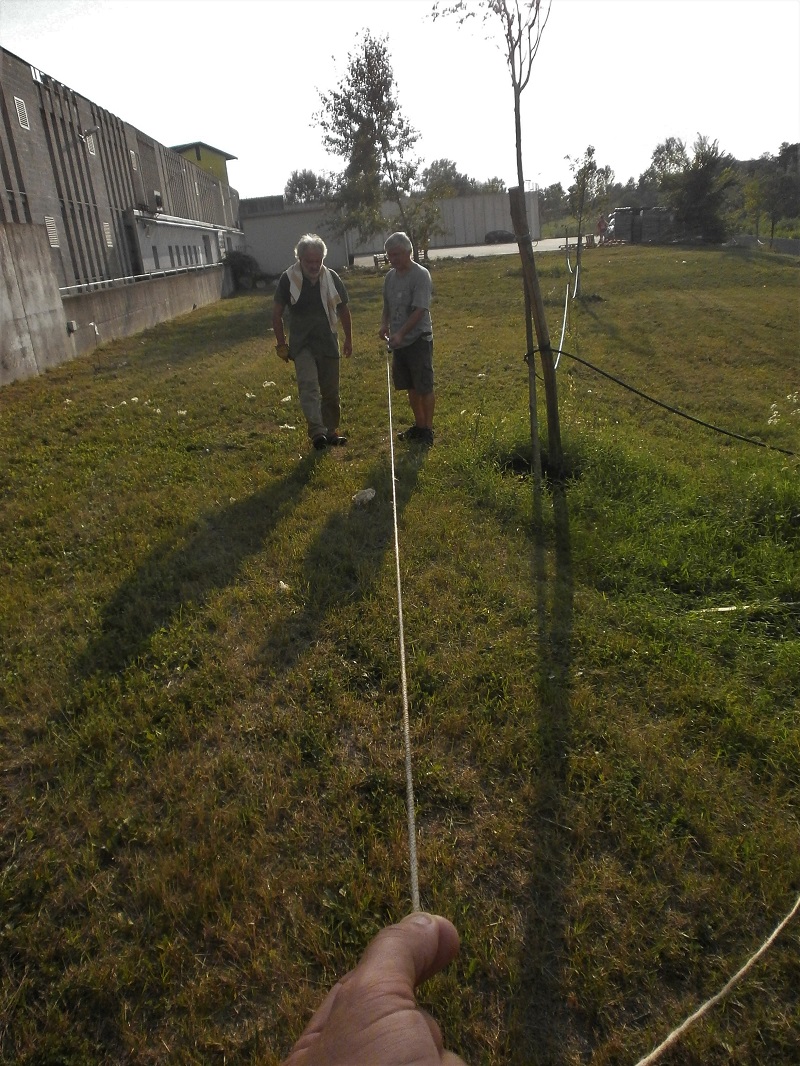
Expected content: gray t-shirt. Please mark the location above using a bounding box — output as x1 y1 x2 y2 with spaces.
383 261 433 347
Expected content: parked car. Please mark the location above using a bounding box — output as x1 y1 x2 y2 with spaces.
485 229 515 244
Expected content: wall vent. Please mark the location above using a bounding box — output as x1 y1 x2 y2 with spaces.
86 133 96 155
44 216 60 247
14 97 30 130
103 221 113 248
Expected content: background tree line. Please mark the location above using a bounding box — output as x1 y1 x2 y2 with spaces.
539 137 799 245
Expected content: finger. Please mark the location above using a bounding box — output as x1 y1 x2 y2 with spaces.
420 1007 444 1052
359 912 460 991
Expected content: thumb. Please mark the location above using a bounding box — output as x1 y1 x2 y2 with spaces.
358 912 460 991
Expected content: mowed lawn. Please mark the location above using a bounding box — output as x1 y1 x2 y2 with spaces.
0 244 798 1065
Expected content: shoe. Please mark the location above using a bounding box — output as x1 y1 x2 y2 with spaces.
398 425 422 441
312 434 328 450
326 433 348 446
418 428 434 448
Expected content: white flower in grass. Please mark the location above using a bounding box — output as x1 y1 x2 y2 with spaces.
178 410 187 416
131 397 139 403
282 395 292 403
246 391 256 399
263 380 276 387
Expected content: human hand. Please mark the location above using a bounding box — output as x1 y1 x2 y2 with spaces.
281 912 466 1066
343 339 353 358
276 343 290 362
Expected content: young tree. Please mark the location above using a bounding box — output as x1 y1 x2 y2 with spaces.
284 169 334 205
566 146 598 296
433 1 550 189
433 0 560 476
313 31 421 243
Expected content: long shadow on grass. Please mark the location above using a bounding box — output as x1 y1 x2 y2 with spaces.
74 454 320 680
255 451 422 682
509 480 585 1063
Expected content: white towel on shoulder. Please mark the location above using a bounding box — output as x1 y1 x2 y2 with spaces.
287 262 341 333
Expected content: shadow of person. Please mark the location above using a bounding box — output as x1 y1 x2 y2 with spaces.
75 454 320 681
254 449 423 683
508 478 584 1062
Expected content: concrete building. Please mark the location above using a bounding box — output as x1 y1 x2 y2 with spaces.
240 190 541 276
1 45 244 384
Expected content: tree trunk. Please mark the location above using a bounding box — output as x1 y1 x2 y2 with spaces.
509 187 563 476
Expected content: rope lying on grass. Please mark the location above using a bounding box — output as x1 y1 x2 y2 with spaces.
634 891 800 1065
531 346 797 458
385 352 421 912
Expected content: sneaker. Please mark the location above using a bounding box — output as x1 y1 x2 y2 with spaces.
398 424 422 441
312 434 328 450
326 433 348 446
419 428 434 448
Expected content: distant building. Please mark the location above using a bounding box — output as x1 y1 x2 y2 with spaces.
240 190 541 275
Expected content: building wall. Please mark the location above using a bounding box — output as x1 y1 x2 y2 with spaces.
0 46 243 292
1 219 234 384
62 263 234 360
239 190 540 275
1 221 72 385
240 202 351 275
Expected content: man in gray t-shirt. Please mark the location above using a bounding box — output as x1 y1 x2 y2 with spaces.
379 232 435 448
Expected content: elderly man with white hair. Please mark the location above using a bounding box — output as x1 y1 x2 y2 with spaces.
378 232 436 448
272 234 353 450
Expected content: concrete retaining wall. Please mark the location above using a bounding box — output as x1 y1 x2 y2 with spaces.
2 219 235 386
62 265 233 360
1 222 72 385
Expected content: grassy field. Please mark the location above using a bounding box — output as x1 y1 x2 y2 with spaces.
1 245 798 1065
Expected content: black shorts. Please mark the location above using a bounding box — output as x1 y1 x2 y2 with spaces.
392 336 434 394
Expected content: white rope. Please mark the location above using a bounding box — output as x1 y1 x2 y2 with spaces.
634 891 800 1065
555 283 570 371
385 353 421 912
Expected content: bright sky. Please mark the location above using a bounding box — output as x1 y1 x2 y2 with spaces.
2 0 798 200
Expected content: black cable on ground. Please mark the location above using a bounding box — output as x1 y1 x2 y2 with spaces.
527 347 797 459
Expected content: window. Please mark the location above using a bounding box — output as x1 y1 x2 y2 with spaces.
103 222 113 248
44 216 59 247
130 149 138 171
152 247 160 270
168 246 175 268
14 97 30 130
154 190 163 211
